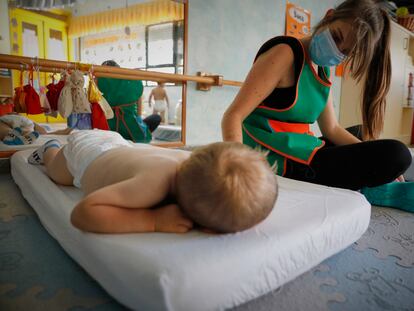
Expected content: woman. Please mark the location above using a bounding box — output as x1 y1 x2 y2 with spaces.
98 60 161 143
222 0 413 211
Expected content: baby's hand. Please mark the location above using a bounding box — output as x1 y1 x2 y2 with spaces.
154 204 193 233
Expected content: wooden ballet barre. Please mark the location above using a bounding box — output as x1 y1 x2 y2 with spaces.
0 62 164 81
0 54 243 88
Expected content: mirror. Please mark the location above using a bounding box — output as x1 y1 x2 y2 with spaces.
7 0 186 145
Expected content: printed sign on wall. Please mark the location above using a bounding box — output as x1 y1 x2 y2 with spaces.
285 2 311 39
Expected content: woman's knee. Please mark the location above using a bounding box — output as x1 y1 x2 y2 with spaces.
382 140 412 173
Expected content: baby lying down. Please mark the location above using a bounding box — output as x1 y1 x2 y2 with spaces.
28 130 278 233
0 113 72 145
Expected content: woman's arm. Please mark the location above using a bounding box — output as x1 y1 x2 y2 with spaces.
317 93 361 145
137 97 143 116
222 44 295 142
318 96 407 182
148 91 154 108
165 92 170 108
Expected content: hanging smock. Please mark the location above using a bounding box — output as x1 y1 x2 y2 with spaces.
97 78 151 143
58 70 92 130
242 36 331 176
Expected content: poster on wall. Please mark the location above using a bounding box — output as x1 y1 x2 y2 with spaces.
285 2 311 39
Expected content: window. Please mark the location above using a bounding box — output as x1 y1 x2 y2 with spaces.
80 21 184 85
144 21 184 85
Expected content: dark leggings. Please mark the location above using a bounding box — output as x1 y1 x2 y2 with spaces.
143 114 161 132
284 125 413 190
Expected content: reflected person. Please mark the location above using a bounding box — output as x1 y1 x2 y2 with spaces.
149 82 170 124
98 60 161 143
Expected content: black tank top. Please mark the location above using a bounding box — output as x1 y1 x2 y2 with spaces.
254 36 305 110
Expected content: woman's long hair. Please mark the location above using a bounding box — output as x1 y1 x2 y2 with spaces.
314 0 391 140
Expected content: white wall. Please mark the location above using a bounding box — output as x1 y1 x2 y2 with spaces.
0 0 11 54
185 0 342 145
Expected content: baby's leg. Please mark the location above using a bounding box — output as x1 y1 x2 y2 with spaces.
33 123 48 135
44 147 74 186
49 128 73 135
28 139 73 185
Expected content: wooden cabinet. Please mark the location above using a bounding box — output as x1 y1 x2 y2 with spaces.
339 21 414 144
0 70 13 98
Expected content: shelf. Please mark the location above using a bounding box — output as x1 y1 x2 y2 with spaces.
0 76 11 79
403 105 414 109
0 94 13 97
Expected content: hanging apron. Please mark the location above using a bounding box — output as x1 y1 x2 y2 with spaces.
98 77 151 143
243 38 331 176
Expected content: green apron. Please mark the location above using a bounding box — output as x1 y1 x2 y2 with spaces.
243 41 331 175
98 78 151 143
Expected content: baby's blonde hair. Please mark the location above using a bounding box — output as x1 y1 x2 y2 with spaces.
176 142 278 233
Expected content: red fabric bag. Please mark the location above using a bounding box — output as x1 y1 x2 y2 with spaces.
91 102 109 130
0 103 14 116
46 77 65 112
24 70 42 115
13 70 26 113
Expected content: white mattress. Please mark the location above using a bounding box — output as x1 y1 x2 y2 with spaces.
11 149 371 311
152 124 181 142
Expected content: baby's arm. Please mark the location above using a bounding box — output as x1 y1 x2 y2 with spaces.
48 128 73 135
71 174 193 234
33 123 48 134
34 123 73 135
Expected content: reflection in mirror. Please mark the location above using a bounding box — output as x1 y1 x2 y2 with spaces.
77 0 185 144
4 0 185 145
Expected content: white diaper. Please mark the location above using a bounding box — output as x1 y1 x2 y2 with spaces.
63 130 133 188
154 100 167 112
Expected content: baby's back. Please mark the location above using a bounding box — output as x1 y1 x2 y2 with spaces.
151 87 167 100
81 144 190 195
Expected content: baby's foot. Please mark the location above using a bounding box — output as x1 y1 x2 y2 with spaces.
3 128 25 145
28 139 61 165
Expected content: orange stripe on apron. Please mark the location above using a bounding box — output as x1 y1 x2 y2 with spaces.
268 119 314 136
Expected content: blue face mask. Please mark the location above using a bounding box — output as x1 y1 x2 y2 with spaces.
309 28 346 66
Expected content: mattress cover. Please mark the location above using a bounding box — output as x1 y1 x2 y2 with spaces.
11 149 371 311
